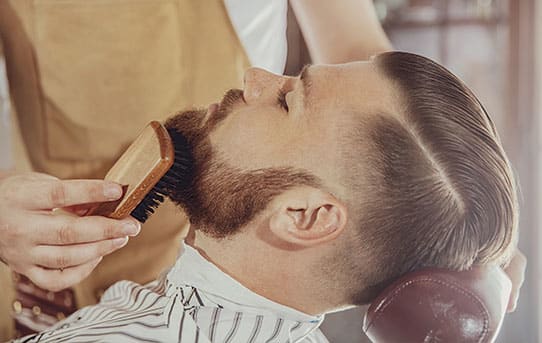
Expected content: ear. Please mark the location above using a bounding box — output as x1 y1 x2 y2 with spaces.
268 186 348 247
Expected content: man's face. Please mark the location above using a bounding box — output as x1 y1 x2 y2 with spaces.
209 61 398 190
166 61 399 236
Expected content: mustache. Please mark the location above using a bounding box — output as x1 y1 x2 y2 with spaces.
220 88 245 111
205 89 244 131
164 88 245 145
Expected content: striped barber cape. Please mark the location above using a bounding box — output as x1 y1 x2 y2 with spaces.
12 242 329 343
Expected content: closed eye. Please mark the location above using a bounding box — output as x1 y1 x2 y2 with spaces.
277 90 289 112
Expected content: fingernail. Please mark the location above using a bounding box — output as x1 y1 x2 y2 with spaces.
122 221 140 236
104 183 122 200
113 236 129 247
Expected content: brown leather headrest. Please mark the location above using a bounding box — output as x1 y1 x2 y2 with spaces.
363 266 511 343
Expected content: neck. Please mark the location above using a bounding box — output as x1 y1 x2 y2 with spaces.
190 228 344 315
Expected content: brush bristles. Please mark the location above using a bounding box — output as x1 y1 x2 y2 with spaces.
130 129 193 223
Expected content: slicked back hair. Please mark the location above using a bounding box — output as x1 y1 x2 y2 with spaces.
341 52 518 304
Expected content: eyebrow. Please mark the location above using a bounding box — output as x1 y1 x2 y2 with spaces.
298 64 313 104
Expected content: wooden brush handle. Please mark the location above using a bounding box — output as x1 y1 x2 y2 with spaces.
87 121 174 219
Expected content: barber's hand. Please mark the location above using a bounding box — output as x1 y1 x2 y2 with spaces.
503 249 527 312
0 172 140 291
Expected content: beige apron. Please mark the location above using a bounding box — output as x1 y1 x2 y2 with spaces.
0 1 250 339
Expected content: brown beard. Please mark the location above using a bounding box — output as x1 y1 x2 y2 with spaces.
163 90 321 238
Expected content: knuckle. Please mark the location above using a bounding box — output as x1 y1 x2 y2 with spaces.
49 180 67 208
88 182 104 201
55 254 69 268
41 254 55 268
56 221 76 244
102 221 117 239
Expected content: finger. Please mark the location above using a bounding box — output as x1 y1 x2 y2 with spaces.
32 237 129 269
34 214 140 245
26 257 103 292
21 179 123 210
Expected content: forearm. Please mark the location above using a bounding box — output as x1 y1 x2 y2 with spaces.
290 0 392 64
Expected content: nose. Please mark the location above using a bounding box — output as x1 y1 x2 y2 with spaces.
243 68 294 105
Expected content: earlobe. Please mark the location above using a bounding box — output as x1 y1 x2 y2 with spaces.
268 190 348 247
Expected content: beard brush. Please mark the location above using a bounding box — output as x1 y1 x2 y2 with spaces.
86 121 192 223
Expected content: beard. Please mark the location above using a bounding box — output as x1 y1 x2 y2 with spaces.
163 89 320 238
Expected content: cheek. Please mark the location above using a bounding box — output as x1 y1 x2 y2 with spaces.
209 107 302 169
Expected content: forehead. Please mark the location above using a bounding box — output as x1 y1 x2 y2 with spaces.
308 61 402 119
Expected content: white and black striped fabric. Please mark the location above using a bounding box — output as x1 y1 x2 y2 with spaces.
12 243 329 343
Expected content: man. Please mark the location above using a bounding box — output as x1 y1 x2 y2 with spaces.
0 1 392 338
12 51 519 342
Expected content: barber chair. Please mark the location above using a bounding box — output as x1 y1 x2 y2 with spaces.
363 266 511 343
